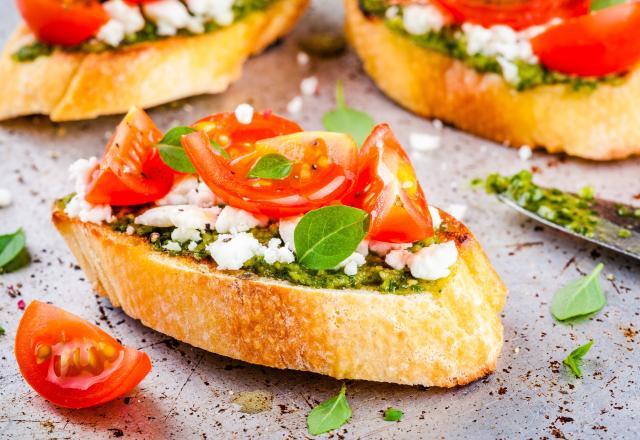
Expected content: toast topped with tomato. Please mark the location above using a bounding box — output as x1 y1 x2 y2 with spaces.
0 0 308 121
52 106 507 387
347 0 640 160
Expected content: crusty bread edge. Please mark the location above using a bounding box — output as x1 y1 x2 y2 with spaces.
344 0 640 161
52 206 507 387
0 0 309 121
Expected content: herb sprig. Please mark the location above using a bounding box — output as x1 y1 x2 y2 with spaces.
563 340 594 378
322 81 375 147
307 384 352 436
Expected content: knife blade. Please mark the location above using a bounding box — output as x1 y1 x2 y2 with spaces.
498 194 640 262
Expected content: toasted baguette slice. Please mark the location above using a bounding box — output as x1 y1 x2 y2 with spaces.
0 0 308 121
344 0 640 161
52 206 507 387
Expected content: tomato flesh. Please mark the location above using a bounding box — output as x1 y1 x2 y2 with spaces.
347 124 433 243
15 301 151 409
17 0 109 46
531 3 640 76
184 111 359 218
85 107 175 206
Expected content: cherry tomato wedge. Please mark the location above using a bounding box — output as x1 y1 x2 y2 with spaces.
346 124 433 243
430 0 589 29
17 0 109 46
85 107 175 206
531 2 640 77
15 301 151 409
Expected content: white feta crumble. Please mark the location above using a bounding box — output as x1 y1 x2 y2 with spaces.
286 96 303 115
163 241 182 252
96 20 126 47
278 216 302 252
336 252 367 276
215 206 268 233
432 119 444 130
171 227 202 243
65 157 114 224
385 5 400 19
369 241 411 257
262 238 295 265
296 51 310 66
409 241 458 280
385 249 412 270
402 4 446 35
125 225 135 235
234 103 254 125
207 232 263 270
144 0 203 36
187 241 198 251
409 132 441 152
496 56 520 84
0 188 12 208
446 204 467 221
135 205 220 230
300 76 318 96
462 23 538 64
102 0 145 34
518 145 533 161
429 205 442 230
156 176 219 207
186 0 234 26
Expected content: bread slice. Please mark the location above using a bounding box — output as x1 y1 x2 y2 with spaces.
52 206 507 387
0 0 308 121
344 0 640 161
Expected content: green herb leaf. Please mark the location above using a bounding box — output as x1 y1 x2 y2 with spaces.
247 153 293 180
383 407 404 422
591 0 625 11
295 205 369 270
159 126 196 146
551 263 606 321
210 139 231 159
307 384 352 436
157 144 198 173
0 326 5 336
0 229 30 274
563 340 594 378
322 81 375 147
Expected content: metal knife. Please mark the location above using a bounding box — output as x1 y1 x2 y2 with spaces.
498 194 640 262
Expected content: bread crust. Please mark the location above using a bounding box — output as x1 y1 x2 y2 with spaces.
0 0 308 121
344 0 640 161
52 207 507 387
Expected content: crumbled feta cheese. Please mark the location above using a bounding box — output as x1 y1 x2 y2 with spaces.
187 241 198 251
0 188 12 208
186 0 234 25
286 96 303 115
263 238 295 265
356 240 369 257
126 225 135 235
369 241 411 257
163 241 182 252
296 51 310 66
408 241 458 280
300 76 318 96
432 119 443 130
402 4 446 35
135 205 220 230
462 23 538 64
66 157 114 224
446 204 467 221
69 157 99 195
429 205 442 230
409 132 441 152
234 103 254 125
171 227 202 243
518 145 533 161
207 232 263 270
96 20 126 47
144 0 203 36
336 252 366 276
215 206 268 233
385 5 400 19
156 176 219 207
102 0 145 34
278 216 302 252
497 56 520 84
385 249 412 270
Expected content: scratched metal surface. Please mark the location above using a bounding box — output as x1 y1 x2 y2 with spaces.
0 1 639 439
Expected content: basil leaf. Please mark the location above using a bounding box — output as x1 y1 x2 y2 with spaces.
247 153 293 180
0 326 4 336
295 205 369 270
0 229 30 274
551 263 606 321
159 126 196 146
383 407 404 422
210 139 231 159
157 144 198 173
591 0 625 11
307 384 352 436
563 340 594 378
322 81 375 147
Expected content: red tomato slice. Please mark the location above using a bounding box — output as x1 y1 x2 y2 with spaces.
184 111 358 217
531 2 640 77
346 124 433 243
430 0 589 29
15 301 151 409
17 0 109 46
85 107 175 206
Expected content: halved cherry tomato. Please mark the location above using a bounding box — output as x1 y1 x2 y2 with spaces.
430 0 589 29
531 2 640 76
85 107 175 206
15 301 151 409
183 112 359 217
17 0 109 46
346 124 433 243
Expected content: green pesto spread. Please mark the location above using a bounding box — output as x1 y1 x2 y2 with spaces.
359 0 623 91
106 209 451 295
13 0 277 62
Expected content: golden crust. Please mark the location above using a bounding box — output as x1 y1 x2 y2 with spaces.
344 0 640 161
52 207 507 387
0 0 308 121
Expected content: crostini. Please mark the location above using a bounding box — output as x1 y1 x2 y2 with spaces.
0 0 308 121
52 106 507 387
346 0 640 160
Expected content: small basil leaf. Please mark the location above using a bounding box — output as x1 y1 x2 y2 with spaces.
307 384 352 436
211 139 231 159
159 126 196 146
322 81 375 147
295 205 369 270
551 263 606 321
0 229 30 274
247 153 293 180
591 0 625 11
383 407 404 422
563 340 594 378
0 326 4 336
157 144 198 173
